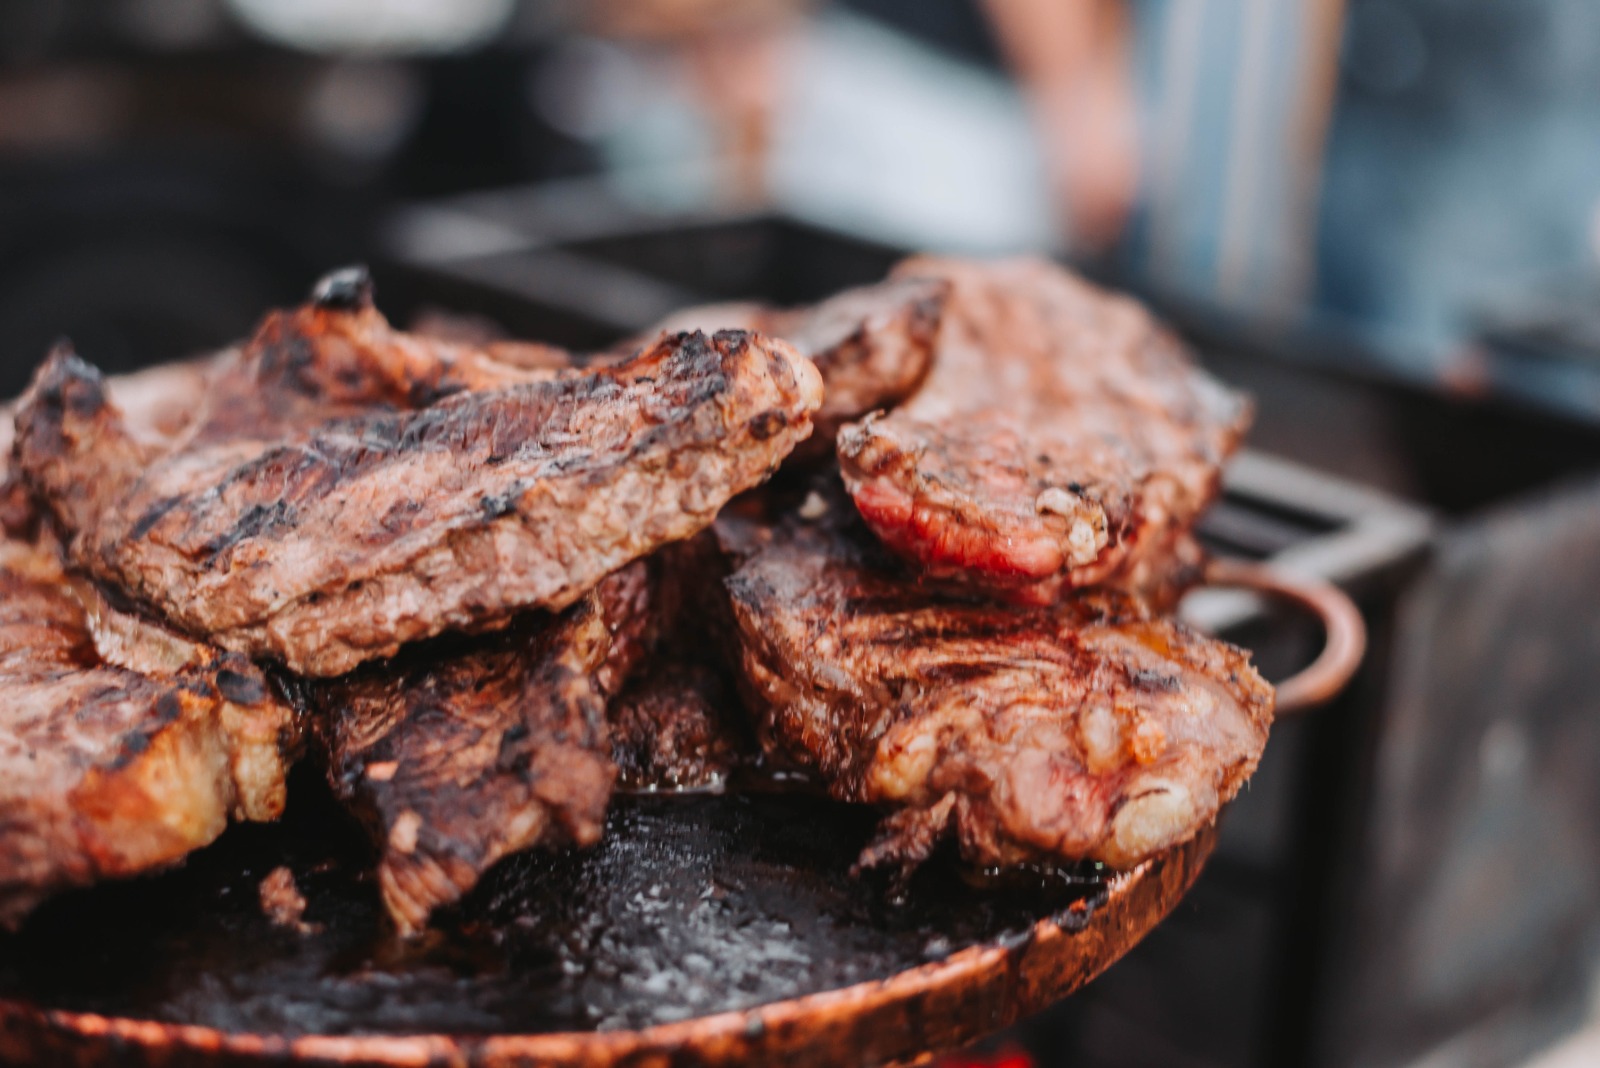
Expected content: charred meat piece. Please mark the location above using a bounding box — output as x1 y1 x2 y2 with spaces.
595 539 751 791
0 535 298 928
314 593 614 937
716 485 1273 873
258 866 314 933
609 662 743 791
0 359 211 542
0 369 298 928
13 270 823 676
836 257 1251 604
644 276 946 456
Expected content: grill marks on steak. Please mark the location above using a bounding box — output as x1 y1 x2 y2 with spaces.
2 258 1270 931
716 484 1273 872
644 276 947 457
0 535 298 928
314 592 615 936
13 282 823 676
836 257 1251 604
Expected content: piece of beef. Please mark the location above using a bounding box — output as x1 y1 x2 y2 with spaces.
592 559 656 703
836 257 1251 604
0 533 298 928
590 545 749 791
715 482 1274 873
258 866 314 933
13 268 823 676
642 276 946 457
313 592 614 936
0 368 300 927
0 359 211 541
609 662 743 791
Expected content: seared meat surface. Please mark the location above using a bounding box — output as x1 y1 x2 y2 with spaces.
594 539 750 791
645 276 946 456
716 483 1273 872
837 257 1250 604
609 662 743 791
258 866 312 933
14 271 823 676
1 256 1277 936
314 593 614 936
593 560 655 703
0 535 297 927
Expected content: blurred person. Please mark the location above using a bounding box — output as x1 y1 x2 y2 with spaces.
583 0 815 205
980 0 1139 253
584 0 1349 309
982 0 1347 313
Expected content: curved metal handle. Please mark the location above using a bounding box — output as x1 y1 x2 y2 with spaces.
1198 558 1368 715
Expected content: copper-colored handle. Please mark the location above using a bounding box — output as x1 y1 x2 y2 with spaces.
1199 558 1367 715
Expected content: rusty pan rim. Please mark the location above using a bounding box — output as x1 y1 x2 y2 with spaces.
0 826 1217 1067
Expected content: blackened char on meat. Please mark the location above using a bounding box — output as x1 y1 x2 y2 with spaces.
12 274 823 676
837 257 1250 604
313 589 615 936
592 560 655 704
643 276 947 457
715 482 1273 873
590 546 748 791
609 663 743 791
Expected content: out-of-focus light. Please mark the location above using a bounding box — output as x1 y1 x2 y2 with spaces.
224 0 514 56
1343 0 1428 95
528 38 643 141
303 61 423 165
120 0 227 49
1478 718 1529 785
1589 198 1600 266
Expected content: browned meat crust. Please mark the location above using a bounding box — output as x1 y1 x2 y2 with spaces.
258 866 313 933
836 257 1250 604
1 363 299 927
13 271 823 676
0 536 298 928
643 276 946 456
715 483 1274 872
609 662 743 791
314 595 614 936
593 560 655 703
594 537 751 791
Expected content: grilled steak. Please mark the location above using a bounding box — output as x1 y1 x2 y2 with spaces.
644 276 946 456
313 591 615 936
13 269 823 676
836 257 1250 604
609 662 743 791
593 559 656 704
0 530 297 928
0 367 299 927
716 482 1274 872
593 539 750 791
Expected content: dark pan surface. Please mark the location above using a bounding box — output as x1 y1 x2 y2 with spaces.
0 771 1107 1038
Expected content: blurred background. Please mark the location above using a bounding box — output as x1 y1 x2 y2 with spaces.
2 2 1598 1067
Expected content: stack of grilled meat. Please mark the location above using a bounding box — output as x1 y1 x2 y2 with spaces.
0 258 1272 936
